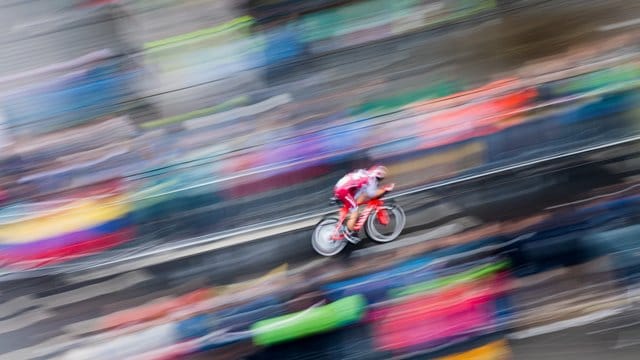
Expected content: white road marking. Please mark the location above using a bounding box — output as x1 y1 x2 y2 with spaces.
0 295 37 319
36 271 152 309
61 318 97 337
409 201 464 224
599 18 640 31
0 308 55 335
0 334 76 360
508 308 625 340
613 328 640 349
70 218 320 282
546 183 640 210
352 220 472 257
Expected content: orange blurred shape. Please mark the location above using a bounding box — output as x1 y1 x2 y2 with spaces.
101 288 214 330
412 78 523 112
407 78 538 150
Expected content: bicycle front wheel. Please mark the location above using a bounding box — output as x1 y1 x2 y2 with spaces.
365 204 406 243
312 216 348 256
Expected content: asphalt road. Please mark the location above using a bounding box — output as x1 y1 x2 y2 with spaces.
510 309 640 360
1 146 638 359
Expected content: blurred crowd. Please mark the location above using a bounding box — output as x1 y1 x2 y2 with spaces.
46 180 640 359
2 1 640 359
0 0 639 270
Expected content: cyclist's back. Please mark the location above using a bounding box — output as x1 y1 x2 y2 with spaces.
334 169 370 193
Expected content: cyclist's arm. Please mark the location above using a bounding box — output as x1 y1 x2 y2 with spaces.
372 187 388 199
357 187 389 204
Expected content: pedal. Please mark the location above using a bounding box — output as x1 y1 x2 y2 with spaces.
341 226 361 244
347 237 361 244
345 233 361 244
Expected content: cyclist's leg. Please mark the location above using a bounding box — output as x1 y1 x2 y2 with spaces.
344 194 359 231
335 188 357 229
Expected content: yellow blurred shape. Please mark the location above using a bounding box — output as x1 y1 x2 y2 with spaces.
436 340 512 360
0 195 130 243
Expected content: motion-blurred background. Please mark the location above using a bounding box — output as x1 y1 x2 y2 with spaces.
1 0 640 359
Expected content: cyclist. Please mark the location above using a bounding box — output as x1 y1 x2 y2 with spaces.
333 165 394 243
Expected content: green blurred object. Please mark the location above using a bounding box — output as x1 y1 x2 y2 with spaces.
389 260 510 299
299 8 341 43
144 16 255 51
353 81 461 115
140 96 250 129
299 0 496 44
251 295 367 346
551 63 640 96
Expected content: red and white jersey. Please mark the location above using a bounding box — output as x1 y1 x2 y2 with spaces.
334 169 378 197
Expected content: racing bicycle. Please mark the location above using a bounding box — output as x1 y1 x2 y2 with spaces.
311 191 406 256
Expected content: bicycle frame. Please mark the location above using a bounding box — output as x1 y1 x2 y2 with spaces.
330 198 390 241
